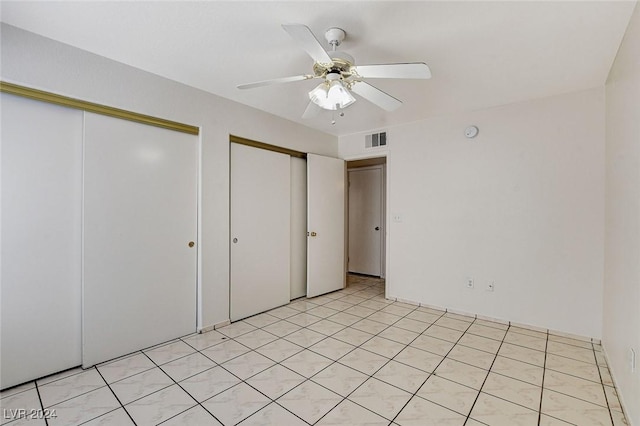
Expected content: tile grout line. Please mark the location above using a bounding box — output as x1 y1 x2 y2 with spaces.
312 292 504 423
461 321 510 426
239 280 388 425
311 305 448 425
92 366 138 426
240 281 402 362
1 364 96 410
592 341 616 426
499 338 609 388
217 286 377 349
269 280 389 424
139 351 226 426
239 278 511 424
536 329 550 426
188 340 311 425
33 379 48 426
33 366 85 388
31 369 123 417
213 317 325 424
240 280 405 424
195 280 386 425
386 312 475 425
268 282 420 424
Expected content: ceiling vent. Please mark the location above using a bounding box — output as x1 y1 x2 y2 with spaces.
365 131 387 148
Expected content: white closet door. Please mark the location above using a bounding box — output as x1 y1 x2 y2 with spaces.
83 113 197 367
307 154 346 298
348 167 383 276
230 143 290 321
1 94 83 389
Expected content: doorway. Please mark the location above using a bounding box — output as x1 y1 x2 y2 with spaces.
347 157 386 278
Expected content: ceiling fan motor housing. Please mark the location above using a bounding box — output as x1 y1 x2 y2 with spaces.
313 51 356 80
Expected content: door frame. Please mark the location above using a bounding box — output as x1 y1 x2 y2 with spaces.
344 153 389 287
347 164 385 277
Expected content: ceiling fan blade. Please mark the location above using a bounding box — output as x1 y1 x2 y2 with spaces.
355 63 432 79
302 101 322 119
237 75 315 90
351 82 402 111
282 24 332 64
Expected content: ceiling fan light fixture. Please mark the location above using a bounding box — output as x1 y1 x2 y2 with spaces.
309 78 355 111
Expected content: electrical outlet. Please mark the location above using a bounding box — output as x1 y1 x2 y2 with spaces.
393 214 403 223
487 281 495 292
466 278 474 289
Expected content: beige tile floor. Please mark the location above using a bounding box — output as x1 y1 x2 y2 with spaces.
0 274 629 426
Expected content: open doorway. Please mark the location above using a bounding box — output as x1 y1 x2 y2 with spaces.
347 157 386 278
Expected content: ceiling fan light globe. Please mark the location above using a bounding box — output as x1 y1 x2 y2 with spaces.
309 83 332 109
327 80 355 108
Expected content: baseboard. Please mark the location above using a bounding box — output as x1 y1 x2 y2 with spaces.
393 297 421 307
213 319 231 329
601 343 633 425
387 294 599 343
197 324 215 334
198 319 231 333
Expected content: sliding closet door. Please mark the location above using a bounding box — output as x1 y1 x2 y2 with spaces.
230 143 290 321
1 94 82 389
83 113 197 367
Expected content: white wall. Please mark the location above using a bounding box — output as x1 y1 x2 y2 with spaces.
604 2 640 423
0 23 337 330
340 88 605 339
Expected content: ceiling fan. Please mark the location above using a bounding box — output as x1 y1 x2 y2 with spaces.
237 24 431 118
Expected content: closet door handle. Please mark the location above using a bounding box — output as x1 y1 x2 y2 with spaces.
375 227 380 231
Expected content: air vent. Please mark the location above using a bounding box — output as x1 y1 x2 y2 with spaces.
365 132 387 148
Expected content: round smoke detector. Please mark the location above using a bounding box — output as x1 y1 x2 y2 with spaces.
465 126 479 138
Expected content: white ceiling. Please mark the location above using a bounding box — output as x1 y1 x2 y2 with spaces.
1 1 635 136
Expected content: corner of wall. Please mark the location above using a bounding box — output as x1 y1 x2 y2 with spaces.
603 2 640 424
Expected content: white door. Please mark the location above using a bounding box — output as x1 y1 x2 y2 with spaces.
230 143 291 321
83 113 197 367
348 167 383 276
307 154 346 298
1 94 82 389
